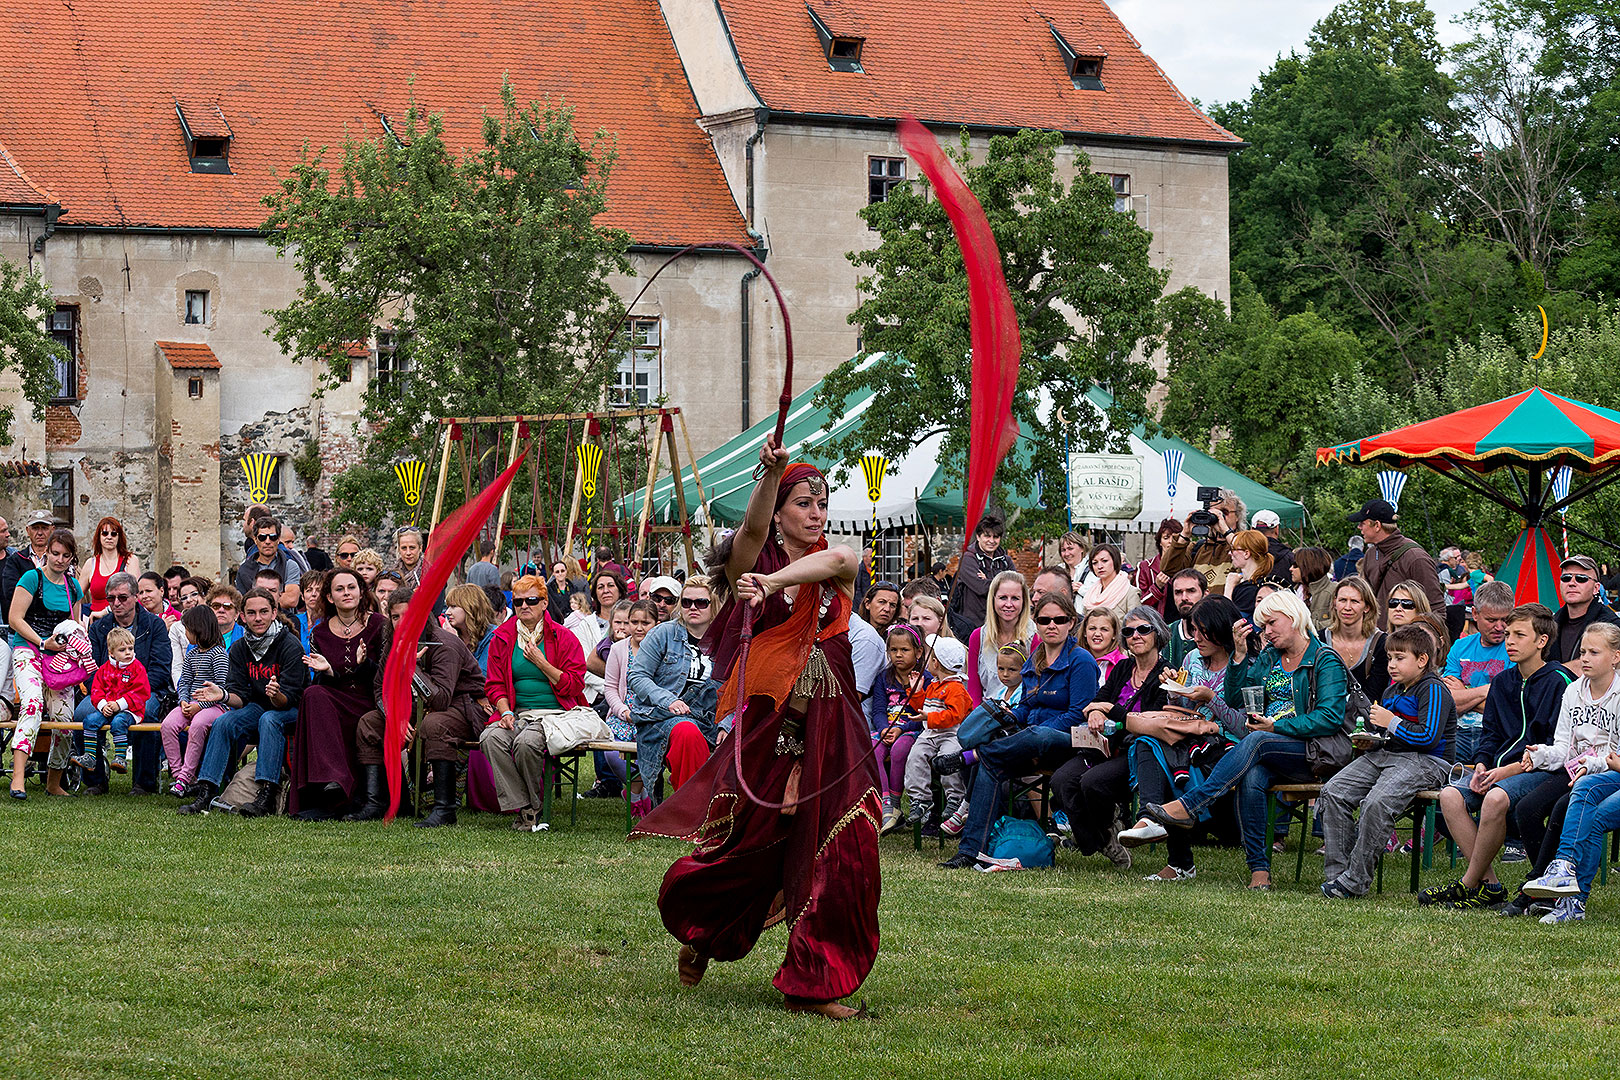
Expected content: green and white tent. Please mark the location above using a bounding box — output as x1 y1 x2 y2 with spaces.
622 357 1302 533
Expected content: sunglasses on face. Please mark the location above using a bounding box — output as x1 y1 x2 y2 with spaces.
108 593 134 603
680 597 711 609
652 593 676 604
1562 573 1593 584
100 529 120 537
513 596 544 607
1387 598 1417 610
256 532 278 542
1122 625 1155 637
210 602 236 612
337 549 357 559
1035 615 1072 627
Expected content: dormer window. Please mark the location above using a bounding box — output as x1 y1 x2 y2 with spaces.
175 102 233 173
807 6 864 73
1048 26 1106 90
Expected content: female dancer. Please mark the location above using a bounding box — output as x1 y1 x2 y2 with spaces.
634 440 881 1020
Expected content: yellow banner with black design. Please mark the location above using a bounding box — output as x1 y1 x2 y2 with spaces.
577 443 604 498
860 453 887 505
240 453 279 504
395 459 426 524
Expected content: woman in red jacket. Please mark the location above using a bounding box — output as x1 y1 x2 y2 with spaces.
478 573 587 831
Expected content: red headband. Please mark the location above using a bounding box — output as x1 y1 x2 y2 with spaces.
774 463 827 510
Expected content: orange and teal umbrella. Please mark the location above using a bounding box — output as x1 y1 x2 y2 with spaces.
1318 387 1620 608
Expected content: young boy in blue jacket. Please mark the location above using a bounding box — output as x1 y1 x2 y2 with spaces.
1318 624 1457 898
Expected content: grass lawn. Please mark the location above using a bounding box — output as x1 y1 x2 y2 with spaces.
7 777 1620 1080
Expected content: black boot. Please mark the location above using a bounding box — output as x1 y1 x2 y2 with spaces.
239 780 278 818
177 780 217 816
415 761 458 828
342 764 388 822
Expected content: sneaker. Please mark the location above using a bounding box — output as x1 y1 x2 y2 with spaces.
1418 879 1470 907
169 781 188 798
1117 819 1168 848
1500 839 1528 864
1101 828 1132 870
939 804 969 837
1446 882 1510 910
1538 896 1587 924
109 755 128 774
69 752 97 772
904 802 927 827
1497 891 1536 918
934 751 967 776
577 781 619 800
1321 878 1361 900
937 852 976 869
1523 858 1582 899
1052 810 1072 836
880 803 903 836
1142 866 1196 883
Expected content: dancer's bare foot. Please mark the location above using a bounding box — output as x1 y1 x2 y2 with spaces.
784 995 869 1020
677 945 709 987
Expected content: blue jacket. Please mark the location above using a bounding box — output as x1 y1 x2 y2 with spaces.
868 668 932 735
90 606 174 704
1226 636 1346 739
628 619 712 713
1014 638 1100 732
1382 670 1457 760
1475 661 1574 768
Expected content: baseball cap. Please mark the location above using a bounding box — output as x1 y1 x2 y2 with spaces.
1562 554 1599 574
24 509 56 527
927 634 967 675
641 575 682 600
1347 499 1397 525
1251 509 1281 529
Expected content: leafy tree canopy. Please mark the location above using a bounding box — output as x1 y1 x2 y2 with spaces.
0 260 71 447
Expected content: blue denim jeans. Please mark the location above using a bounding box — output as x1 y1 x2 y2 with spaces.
1176 730 1314 872
1448 766 1546 815
197 703 299 787
1554 770 1620 898
955 724 1075 858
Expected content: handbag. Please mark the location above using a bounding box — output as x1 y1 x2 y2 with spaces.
523 706 612 755
958 699 1022 749
1303 650 1355 777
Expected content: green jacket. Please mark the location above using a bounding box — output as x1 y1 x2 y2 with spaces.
1225 636 1347 739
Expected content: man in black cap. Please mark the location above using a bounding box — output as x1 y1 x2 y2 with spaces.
1547 554 1620 665
1349 498 1444 628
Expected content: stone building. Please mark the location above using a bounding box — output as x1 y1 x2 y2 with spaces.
0 0 1237 572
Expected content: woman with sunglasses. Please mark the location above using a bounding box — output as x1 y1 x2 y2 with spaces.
1050 605 1173 871
634 442 880 1021
82 516 141 619
938 592 1098 869
626 577 721 804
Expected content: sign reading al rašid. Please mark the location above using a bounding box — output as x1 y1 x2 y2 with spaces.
1067 453 1143 520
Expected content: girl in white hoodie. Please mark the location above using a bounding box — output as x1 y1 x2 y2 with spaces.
1522 623 1620 922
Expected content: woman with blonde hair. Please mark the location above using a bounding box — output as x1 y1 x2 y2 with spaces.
907 593 954 640
1322 575 1389 701
1081 606 1126 681
966 570 1030 706
444 582 498 669
1223 530 1275 621
1387 579 1448 669
1058 531 1091 591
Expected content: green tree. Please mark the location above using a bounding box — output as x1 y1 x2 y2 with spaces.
0 260 72 445
261 81 633 528
819 128 1167 535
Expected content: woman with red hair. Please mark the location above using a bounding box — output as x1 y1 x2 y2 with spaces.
634 441 882 1020
81 516 141 618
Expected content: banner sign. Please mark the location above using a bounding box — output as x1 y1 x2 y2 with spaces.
1067 453 1142 520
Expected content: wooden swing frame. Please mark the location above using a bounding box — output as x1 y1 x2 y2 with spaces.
425 407 714 573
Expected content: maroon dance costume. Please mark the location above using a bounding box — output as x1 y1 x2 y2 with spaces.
634 534 882 1003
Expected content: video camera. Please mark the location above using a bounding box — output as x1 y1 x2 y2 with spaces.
1185 485 1224 540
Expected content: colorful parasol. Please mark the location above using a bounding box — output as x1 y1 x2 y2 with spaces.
1318 387 1620 609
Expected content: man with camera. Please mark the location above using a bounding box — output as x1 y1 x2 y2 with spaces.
1166 487 1245 584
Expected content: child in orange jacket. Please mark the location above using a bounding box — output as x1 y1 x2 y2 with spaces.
904 634 975 833
70 626 152 775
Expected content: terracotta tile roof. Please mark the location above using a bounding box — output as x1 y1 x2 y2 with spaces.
719 0 1241 146
155 341 221 369
0 2 749 244
0 140 49 205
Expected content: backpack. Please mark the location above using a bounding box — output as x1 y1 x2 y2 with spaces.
985 815 1055 868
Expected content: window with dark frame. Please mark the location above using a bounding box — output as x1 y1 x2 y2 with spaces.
868 157 906 205
613 318 662 406
184 290 209 325
1048 25 1106 90
807 5 864 72
267 456 286 497
188 377 204 399
47 307 78 403
1108 174 1131 213
373 330 411 390
49 468 73 529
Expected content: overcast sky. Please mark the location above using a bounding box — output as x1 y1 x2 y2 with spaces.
1106 0 1477 108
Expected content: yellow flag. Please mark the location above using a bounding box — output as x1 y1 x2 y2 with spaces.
860 453 888 505
240 453 279 504
577 443 604 499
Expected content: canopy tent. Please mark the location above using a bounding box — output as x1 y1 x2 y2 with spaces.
1317 387 1620 608
625 357 1302 534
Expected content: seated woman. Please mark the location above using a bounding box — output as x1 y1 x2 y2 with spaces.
906 593 953 640
1290 546 1335 630
937 591 1099 869
289 568 386 818
296 569 326 652
1322 575 1390 702
591 569 627 624
1119 595 1248 880
1388 579 1448 661
1140 590 1349 890
7 528 83 798
1050 605 1172 870
444 583 498 669
1223 530 1275 622
965 570 1031 707
1081 606 1125 680
585 599 646 800
138 571 180 625
478 574 588 831
627 576 721 810
859 581 901 636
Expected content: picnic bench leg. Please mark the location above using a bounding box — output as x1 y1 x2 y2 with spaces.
1294 803 1310 883
541 755 552 824
569 754 580 827
1409 806 1423 894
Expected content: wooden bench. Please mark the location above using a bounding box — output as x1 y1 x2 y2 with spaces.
1264 783 1322 883
539 740 639 832
0 722 162 732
